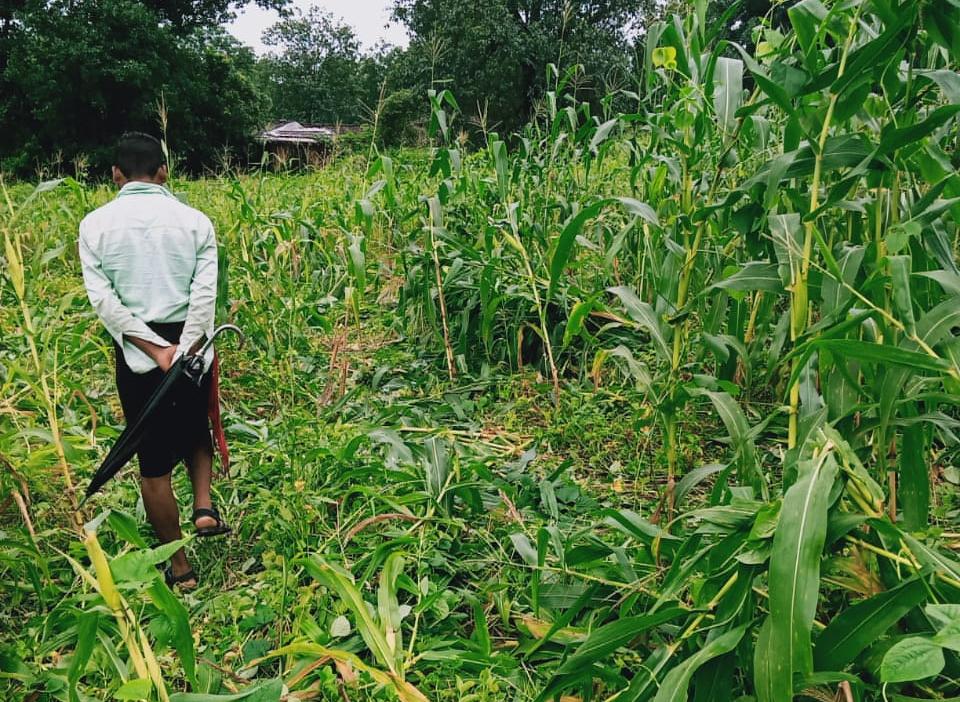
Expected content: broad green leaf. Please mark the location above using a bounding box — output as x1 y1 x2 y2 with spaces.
821 245 864 315
300 556 396 673
812 339 954 373
928 604 960 651
768 452 839 685
899 423 929 532
563 297 596 348
878 105 960 155
608 286 671 361
68 611 99 702
814 577 928 668
543 607 686 689
590 118 619 153
378 552 405 667
692 389 761 492
549 202 606 300
918 270 960 297
653 624 747 702
713 57 743 133
169 678 283 702
559 610 689 676
148 579 196 686
881 637 945 683
615 197 659 226
915 68 960 104
754 616 786 702
510 533 538 566
114 678 152 700
788 0 834 64
711 262 782 292
110 538 190 584
879 296 960 438
106 510 148 548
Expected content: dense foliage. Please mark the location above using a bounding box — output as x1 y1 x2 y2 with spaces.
0 0 275 175
3 0 960 701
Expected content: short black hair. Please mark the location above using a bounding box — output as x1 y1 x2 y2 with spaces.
114 132 165 178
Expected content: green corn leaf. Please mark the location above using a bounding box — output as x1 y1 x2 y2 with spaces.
879 296 960 438
754 616 786 702
589 118 619 154
878 105 960 155
814 577 928 669
732 44 796 116
532 606 687 702
821 245 864 316
168 678 283 701
713 57 743 133
114 678 152 700
110 538 190 584
562 297 596 348
918 270 960 297
148 579 197 686
691 389 761 492
812 339 954 373
767 451 839 686
653 624 748 702
378 552 405 668
548 202 605 301
711 261 782 292
890 255 917 337
608 286 671 361
915 68 960 104
68 611 99 702
881 637 945 683
899 423 929 532
788 0 831 60
300 556 397 674
615 197 659 226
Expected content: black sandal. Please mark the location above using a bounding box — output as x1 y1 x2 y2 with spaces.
164 566 198 589
192 507 232 538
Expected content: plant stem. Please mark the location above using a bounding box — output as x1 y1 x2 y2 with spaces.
788 7 862 448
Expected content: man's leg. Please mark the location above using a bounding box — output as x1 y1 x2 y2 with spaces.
140 473 195 585
186 435 217 530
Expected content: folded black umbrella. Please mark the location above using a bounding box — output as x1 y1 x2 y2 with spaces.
83 324 243 503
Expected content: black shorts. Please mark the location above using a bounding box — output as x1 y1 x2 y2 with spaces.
114 321 212 478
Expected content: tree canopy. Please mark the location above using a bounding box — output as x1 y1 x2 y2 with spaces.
0 0 672 175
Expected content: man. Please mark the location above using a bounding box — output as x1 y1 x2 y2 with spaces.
80 132 230 590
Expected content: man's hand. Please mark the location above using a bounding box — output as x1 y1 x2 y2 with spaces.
156 345 178 372
125 334 178 371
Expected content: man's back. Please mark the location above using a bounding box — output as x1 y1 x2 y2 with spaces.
80 180 217 373
80 181 214 325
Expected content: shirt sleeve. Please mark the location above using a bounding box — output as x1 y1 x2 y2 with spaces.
177 216 218 359
79 224 171 353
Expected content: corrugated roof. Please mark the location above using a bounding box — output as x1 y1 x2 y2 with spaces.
259 122 335 144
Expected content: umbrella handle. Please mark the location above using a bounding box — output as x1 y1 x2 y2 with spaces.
195 324 244 358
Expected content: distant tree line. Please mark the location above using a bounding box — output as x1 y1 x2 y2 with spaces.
0 0 765 177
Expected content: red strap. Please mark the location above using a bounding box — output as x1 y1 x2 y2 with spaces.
208 353 230 476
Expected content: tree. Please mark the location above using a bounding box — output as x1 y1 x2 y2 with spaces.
0 0 275 175
259 8 369 125
391 0 657 135
142 0 288 33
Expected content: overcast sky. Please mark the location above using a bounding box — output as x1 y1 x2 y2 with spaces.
228 0 409 54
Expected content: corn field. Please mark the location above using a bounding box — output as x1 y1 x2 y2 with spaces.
3 1 960 700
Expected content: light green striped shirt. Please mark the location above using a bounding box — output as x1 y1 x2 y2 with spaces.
79 181 217 373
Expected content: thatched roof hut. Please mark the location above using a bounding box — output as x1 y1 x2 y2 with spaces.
257 121 337 167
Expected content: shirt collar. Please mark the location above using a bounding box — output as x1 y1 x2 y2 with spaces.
117 181 174 198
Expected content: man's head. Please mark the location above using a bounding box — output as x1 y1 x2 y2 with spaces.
112 132 167 186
